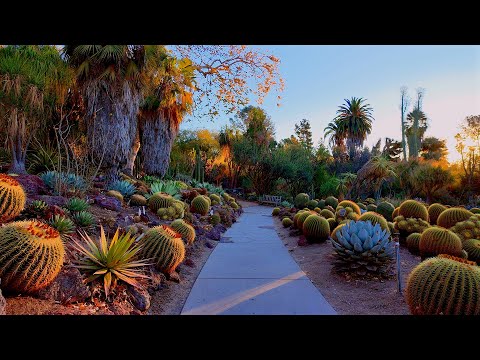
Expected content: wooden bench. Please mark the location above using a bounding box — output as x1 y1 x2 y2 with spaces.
258 195 282 206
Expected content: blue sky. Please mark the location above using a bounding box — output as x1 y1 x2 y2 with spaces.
181 45 480 162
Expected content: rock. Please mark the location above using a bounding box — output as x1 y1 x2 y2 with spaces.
297 236 308 247
195 226 206 237
205 241 213 249
205 225 222 241
184 258 195 267
93 181 105 189
214 223 227 233
15 174 48 196
167 271 181 283
94 194 122 211
37 267 91 304
130 194 147 206
0 283 5 315
127 285 151 311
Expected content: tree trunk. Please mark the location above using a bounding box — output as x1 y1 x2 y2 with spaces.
139 110 179 177
83 81 141 182
124 126 141 176
8 109 27 174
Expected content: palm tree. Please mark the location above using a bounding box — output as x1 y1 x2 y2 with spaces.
405 108 428 159
0 45 72 173
136 46 194 177
63 45 145 181
356 155 396 200
333 97 374 157
324 118 345 150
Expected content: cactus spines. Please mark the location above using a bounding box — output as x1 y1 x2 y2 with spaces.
272 207 280 216
297 211 315 232
366 204 377 212
406 233 422 255
394 215 430 235
428 203 447 225
320 209 334 219
0 174 26 223
387 222 394 233
106 190 124 203
437 207 474 229
399 200 429 221
306 199 318 210
419 227 463 259
337 200 361 215
0 220 65 293
293 210 305 228
376 201 395 221
130 194 147 206
405 254 480 315
191 195 210 216
209 194 221 204
282 217 293 227
170 219 196 245
470 208 480 214
325 196 338 209
148 193 174 212
139 225 185 274
392 207 400 219
314 207 321 214
302 215 330 242
463 239 480 264
358 211 390 232
317 200 326 209
294 193 310 208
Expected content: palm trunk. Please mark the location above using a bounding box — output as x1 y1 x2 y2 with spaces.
8 109 28 174
83 81 141 183
124 126 141 176
139 110 179 177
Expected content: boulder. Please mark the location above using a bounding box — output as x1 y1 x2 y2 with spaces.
94 195 122 211
37 267 91 304
127 285 151 311
15 174 48 196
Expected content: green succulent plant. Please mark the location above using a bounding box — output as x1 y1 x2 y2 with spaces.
107 180 136 197
325 196 338 209
65 197 89 212
428 203 447 225
72 211 96 230
331 220 394 276
48 214 75 237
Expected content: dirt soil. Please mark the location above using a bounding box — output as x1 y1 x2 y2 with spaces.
273 217 421 315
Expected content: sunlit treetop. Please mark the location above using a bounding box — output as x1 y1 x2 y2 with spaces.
171 45 284 118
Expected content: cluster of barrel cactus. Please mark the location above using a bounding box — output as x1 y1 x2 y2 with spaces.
157 199 186 220
394 215 430 235
331 220 395 276
170 219 196 245
335 205 359 223
448 214 480 242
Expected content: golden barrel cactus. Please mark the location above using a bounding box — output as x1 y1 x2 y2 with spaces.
0 174 26 223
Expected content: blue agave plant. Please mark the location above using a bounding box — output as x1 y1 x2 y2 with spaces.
331 220 395 276
107 180 136 197
40 171 87 193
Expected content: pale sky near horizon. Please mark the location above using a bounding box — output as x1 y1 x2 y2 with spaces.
181 45 480 162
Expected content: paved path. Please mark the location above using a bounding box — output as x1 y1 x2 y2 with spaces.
181 205 336 315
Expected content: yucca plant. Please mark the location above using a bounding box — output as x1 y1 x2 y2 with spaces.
65 197 89 212
72 211 96 230
48 214 75 237
107 180 136 198
72 226 151 297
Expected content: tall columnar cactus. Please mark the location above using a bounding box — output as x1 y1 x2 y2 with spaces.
337 200 361 215
297 211 315 232
418 227 463 259
191 195 210 216
325 196 338 209
428 203 447 225
437 207 474 229
302 215 330 242
406 233 422 255
376 202 395 222
170 219 196 245
399 200 429 221
463 239 480 264
358 212 390 232
0 174 26 223
405 254 480 315
148 193 174 212
320 209 334 219
139 225 185 274
294 193 310 208
0 220 65 293
331 220 395 276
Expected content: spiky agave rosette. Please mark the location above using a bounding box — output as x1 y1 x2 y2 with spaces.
331 220 395 276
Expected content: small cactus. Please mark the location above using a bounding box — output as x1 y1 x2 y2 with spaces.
0 173 26 223
366 204 377 212
419 227 463 259
399 200 429 222
272 207 280 216
405 254 480 315
139 225 185 274
297 211 315 232
170 219 196 245
330 223 347 241
337 200 361 215
130 194 147 206
302 215 330 242
392 207 400 219
317 200 326 209
282 217 293 227
356 202 367 211
437 207 473 229
210 194 221 204
325 196 338 209
191 195 210 215
320 209 334 219
294 193 310 208
376 201 395 221
428 203 447 225
106 190 124 203
0 220 64 293
148 193 174 212
406 233 421 255
210 213 221 225
463 239 480 264
327 217 337 230
306 199 318 210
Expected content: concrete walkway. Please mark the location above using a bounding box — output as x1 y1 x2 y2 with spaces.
181 205 336 315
